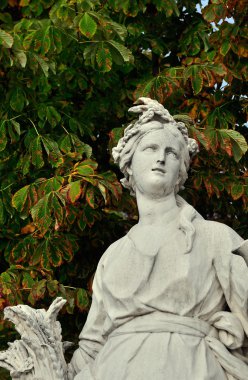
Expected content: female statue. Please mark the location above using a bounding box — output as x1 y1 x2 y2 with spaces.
69 98 248 380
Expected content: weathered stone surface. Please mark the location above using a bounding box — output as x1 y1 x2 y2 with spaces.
1 98 247 380
0 297 69 379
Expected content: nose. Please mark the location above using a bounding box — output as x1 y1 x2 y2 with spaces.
156 149 166 165
157 159 165 165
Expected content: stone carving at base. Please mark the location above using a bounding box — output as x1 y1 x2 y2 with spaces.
0 297 70 379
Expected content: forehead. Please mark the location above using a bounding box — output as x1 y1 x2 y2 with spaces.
138 127 181 149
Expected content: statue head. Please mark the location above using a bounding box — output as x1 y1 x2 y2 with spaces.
112 98 199 196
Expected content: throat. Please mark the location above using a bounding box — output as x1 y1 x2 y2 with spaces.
136 191 180 226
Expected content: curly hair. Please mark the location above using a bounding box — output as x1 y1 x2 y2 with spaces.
112 98 199 196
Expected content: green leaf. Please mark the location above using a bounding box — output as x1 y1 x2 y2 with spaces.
220 40 231 56
53 195 64 227
12 185 30 213
14 50 27 68
185 66 203 95
107 40 133 63
0 121 7 152
49 246 63 267
31 279 47 300
0 198 6 225
39 26 51 55
209 63 227 76
31 193 52 235
59 134 72 153
30 136 44 169
76 288 89 311
51 27 62 53
10 88 25 112
47 279 59 297
67 181 82 203
41 136 63 167
96 46 112 72
98 182 107 203
22 272 34 288
231 183 244 200
218 129 247 162
74 163 95 176
79 13 97 39
46 106 61 127
0 28 13 48
33 53 49 77
202 4 216 22
86 186 95 208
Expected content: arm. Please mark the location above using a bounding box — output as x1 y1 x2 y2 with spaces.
212 223 248 347
69 257 107 377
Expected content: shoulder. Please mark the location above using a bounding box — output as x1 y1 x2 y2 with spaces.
98 235 130 267
193 218 244 252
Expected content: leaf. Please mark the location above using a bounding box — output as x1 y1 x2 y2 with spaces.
218 129 247 162
14 50 27 68
96 46 112 72
220 40 231 56
59 134 72 153
0 198 6 225
41 136 63 167
107 40 133 63
33 53 49 77
79 13 97 39
74 163 95 176
209 63 227 76
231 183 244 200
46 106 61 127
53 195 64 227
37 176 64 196
185 66 203 95
22 273 34 288
12 185 30 213
47 279 59 297
202 4 216 22
0 28 13 48
10 88 25 112
0 121 7 152
30 279 47 300
49 246 63 267
30 136 44 169
31 193 52 235
76 288 89 311
30 242 44 266
86 186 95 208
67 181 82 203
39 26 51 55
98 182 107 203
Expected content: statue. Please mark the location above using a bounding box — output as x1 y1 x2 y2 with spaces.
1 98 248 379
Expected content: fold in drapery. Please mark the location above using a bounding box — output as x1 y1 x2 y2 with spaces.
109 312 248 380
70 204 248 379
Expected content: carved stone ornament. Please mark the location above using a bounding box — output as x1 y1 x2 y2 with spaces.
0 297 70 379
0 98 248 380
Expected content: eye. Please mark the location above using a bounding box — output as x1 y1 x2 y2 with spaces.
166 150 178 158
143 144 158 152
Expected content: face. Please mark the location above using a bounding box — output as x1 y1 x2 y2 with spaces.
128 127 181 198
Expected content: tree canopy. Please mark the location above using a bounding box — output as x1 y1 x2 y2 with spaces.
0 0 247 377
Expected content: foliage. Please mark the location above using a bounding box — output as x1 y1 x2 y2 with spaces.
0 0 247 377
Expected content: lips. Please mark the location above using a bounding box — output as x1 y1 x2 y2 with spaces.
151 167 166 174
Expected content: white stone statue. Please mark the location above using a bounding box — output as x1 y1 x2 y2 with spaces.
0 297 70 379
69 98 248 380
0 98 248 379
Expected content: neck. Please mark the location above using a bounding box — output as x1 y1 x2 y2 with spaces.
136 190 179 226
